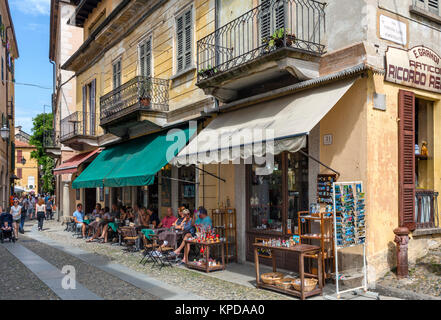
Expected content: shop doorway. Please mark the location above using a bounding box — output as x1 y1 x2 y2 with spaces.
84 188 96 215
178 166 196 212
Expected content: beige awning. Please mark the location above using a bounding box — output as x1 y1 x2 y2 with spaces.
171 78 356 166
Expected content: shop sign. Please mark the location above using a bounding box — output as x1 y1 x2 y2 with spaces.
385 46 441 93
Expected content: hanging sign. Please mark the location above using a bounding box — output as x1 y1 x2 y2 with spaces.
385 46 441 93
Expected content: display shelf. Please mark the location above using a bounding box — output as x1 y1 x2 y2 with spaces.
298 211 335 283
212 208 237 263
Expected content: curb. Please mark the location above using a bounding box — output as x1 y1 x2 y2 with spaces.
374 283 441 300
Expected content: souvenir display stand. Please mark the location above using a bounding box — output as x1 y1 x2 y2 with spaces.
212 208 238 263
298 211 335 283
184 239 225 273
253 242 323 300
332 181 367 298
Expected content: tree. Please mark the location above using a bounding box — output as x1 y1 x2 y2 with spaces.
29 113 55 193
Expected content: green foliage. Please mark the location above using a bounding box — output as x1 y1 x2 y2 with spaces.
29 113 55 193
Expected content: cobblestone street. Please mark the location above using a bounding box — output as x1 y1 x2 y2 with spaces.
377 245 441 298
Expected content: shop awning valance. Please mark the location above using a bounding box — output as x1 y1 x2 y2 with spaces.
72 126 196 189
171 79 356 167
53 149 101 176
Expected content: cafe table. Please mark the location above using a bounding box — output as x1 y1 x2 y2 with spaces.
184 239 225 273
253 243 323 300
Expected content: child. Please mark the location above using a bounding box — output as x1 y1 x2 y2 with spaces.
1 221 11 232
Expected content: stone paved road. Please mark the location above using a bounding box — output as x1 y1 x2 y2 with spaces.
0 245 59 300
18 236 158 300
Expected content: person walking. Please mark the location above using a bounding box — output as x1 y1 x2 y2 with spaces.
19 195 29 234
46 196 54 220
28 195 35 220
10 199 22 240
36 198 46 231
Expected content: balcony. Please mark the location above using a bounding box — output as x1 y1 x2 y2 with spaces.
197 0 326 102
43 130 61 158
60 111 100 151
415 190 439 230
99 76 169 137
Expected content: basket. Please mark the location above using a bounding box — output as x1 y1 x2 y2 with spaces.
261 272 284 285
275 277 296 290
292 278 318 292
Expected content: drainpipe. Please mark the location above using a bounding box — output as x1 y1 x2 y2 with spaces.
5 25 12 208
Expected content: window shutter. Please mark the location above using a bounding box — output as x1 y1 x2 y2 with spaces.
146 38 152 77
184 10 192 69
82 85 87 135
176 15 184 71
428 0 439 12
275 0 285 30
140 43 146 76
113 63 117 88
17 150 22 164
398 90 416 231
17 168 22 179
90 79 96 136
260 0 271 42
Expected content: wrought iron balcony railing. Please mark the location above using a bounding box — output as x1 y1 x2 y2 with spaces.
100 76 169 123
197 0 326 82
43 130 60 149
415 190 439 229
60 111 99 141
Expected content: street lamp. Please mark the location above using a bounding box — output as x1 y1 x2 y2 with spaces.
0 125 10 141
20 157 26 165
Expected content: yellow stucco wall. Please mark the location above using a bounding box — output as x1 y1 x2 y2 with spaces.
15 146 39 192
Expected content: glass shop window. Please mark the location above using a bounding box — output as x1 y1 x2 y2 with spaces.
249 154 283 232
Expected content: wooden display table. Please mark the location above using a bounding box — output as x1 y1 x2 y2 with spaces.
184 239 225 273
253 243 323 300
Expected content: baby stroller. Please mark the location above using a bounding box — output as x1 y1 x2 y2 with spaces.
0 213 16 243
0 225 16 243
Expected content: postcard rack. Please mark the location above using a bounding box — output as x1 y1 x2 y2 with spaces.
332 181 367 298
212 208 238 263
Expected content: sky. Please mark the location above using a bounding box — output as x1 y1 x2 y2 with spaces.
9 0 52 134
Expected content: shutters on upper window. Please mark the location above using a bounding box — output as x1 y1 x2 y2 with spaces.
139 38 152 77
260 0 285 43
176 8 193 72
113 60 121 89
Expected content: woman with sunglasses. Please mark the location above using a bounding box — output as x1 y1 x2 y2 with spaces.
10 199 22 240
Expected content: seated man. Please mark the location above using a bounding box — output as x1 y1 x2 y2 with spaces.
73 203 86 238
158 207 177 229
146 208 160 228
194 207 212 228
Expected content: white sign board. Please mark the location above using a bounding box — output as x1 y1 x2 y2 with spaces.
380 15 407 46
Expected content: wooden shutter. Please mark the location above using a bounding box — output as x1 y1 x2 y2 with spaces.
17 168 22 179
260 0 271 42
398 90 416 231
184 10 192 69
82 85 87 135
176 15 184 71
90 79 96 136
140 38 152 77
274 0 285 30
17 150 22 164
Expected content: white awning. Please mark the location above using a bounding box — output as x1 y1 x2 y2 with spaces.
171 78 356 166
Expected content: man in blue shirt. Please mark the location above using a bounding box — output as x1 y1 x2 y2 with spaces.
73 203 86 238
195 207 212 228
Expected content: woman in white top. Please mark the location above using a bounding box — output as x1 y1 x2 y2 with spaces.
10 199 22 239
35 198 46 231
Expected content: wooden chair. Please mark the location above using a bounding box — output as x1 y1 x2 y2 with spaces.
139 232 158 266
119 226 138 252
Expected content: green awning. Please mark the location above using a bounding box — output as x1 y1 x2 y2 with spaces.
72 126 196 189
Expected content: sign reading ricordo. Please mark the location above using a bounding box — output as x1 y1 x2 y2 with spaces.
385 45 441 93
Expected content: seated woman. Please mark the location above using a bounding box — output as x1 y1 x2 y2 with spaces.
172 209 196 262
136 207 150 230
86 208 104 240
119 206 134 224
146 208 160 228
171 206 186 230
94 207 117 243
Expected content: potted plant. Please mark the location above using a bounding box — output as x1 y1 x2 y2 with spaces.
198 65 219 78
264 28 296 52
139 79 152 106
